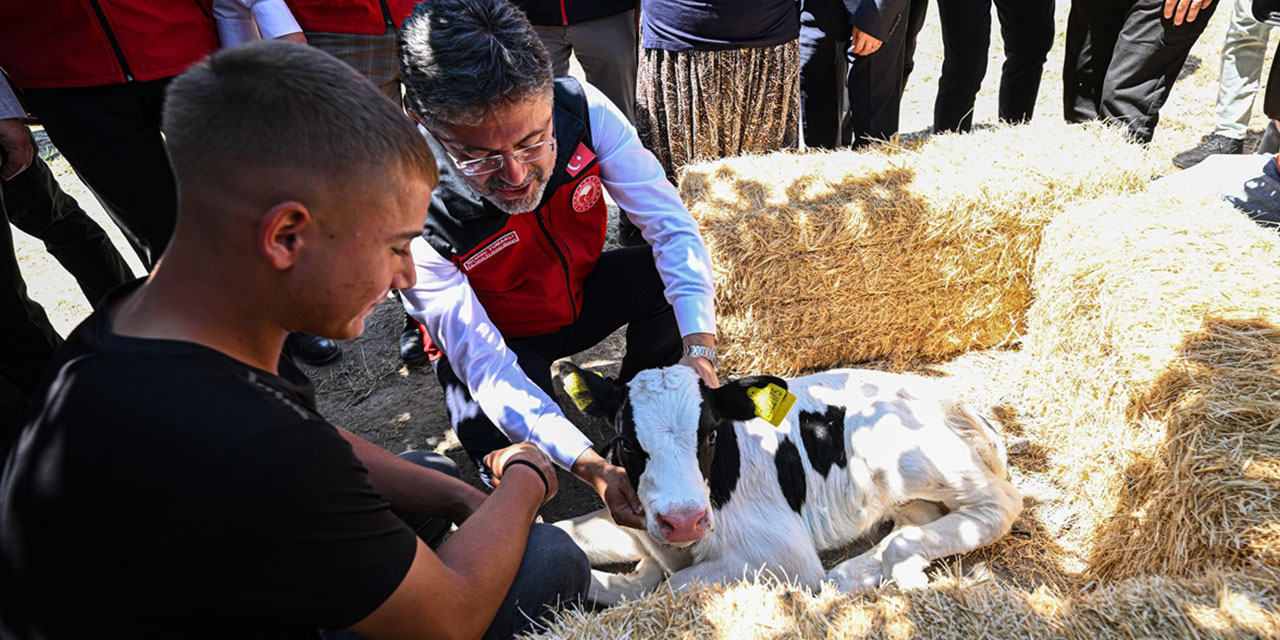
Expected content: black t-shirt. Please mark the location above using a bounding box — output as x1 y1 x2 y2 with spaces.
0 281 418 638
640 0 800 52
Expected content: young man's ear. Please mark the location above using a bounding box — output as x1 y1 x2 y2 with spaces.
554 361 624 422
260 201 313 270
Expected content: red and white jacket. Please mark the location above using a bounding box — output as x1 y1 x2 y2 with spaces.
401 79 716 470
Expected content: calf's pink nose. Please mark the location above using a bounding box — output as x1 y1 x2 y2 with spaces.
657 508 709 543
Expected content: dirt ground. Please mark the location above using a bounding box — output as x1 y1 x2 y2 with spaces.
13 3 1276 525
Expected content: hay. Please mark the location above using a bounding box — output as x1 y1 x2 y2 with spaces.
679 120 1152 375
1021 189 1280 580
525 569 1280 639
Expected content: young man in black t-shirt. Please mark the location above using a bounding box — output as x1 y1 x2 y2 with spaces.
0 40 587 639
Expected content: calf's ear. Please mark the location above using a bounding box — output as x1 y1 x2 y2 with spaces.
708 375 790 422
555 361 625 422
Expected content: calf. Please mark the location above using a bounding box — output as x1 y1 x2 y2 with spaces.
553 363 1022 604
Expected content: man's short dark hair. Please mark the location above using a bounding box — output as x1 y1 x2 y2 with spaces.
399 0 554 128
163 40 437 212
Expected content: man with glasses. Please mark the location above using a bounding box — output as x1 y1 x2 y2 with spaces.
398 0 719 529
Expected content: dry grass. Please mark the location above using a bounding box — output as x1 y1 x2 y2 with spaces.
526 569 1280 639
1021 190 1280 581
679 120 1153 375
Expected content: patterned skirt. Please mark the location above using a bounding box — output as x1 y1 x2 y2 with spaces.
636 39 801 182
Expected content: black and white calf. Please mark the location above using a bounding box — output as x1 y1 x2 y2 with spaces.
553 363 1022 603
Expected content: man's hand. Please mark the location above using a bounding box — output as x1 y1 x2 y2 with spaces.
1165 0 1213 25
572 449 644 528
681 332 719 388
850 27 883 57
484 442 558 504
0 119 34 180
275 31 308 44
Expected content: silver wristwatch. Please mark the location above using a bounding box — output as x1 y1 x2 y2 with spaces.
681 344 717 367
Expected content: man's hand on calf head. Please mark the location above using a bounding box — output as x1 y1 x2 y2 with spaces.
681 333 719 388
572 449 644 529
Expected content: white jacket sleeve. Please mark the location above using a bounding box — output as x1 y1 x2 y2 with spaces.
400 236 594 470
213 0 301 48
584 81 718 338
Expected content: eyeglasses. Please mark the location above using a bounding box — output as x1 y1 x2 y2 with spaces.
447 138 557 176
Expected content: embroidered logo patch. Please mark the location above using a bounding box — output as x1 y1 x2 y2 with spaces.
572 175 602 213
462 231 519 271
566 143 595 177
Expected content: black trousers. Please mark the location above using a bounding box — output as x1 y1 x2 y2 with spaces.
7 155 134 307
800 0 929 148
0 178 59 444
433 246 684 477
935 0 1056 132
23 78 177 268
1063 0 1219 144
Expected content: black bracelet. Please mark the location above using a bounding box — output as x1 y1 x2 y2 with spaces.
502 459 550 501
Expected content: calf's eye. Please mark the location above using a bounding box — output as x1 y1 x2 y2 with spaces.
707 430 717 446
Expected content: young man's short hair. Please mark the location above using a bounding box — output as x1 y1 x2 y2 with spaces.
163 40 437 214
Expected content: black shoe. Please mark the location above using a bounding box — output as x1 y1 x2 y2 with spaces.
1172 133 1244 169
285 332 342 365
399 312 429 365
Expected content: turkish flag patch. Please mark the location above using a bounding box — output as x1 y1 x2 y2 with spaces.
565 143 595 177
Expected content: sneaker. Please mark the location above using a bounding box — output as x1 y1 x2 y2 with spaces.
399 311 430 365
285 332 342 365
1172 133 1244 169
616 213 646 247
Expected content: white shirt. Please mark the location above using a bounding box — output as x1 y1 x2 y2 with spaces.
401 81 717 470
212 0 302 47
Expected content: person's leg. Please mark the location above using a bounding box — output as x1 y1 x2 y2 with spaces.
1213 0 1273 140
0 186 62 439
934 0 994 133
994 0 1055 124
22 80 176 268
556 246 682 382
5 155 134 307
533 24 575 77
317 524 588 640
392 450 462 548
565 10 638 124
1100 0 1221 143
799 0 854 148
846 0 913 147
430 336 560 480
481 524 589 640
1063 0 1127 124
902 0 931 86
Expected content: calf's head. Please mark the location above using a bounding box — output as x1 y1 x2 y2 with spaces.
558 363 786 547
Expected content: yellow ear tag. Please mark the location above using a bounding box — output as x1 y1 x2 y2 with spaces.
746 383 796 426
564 370 599 411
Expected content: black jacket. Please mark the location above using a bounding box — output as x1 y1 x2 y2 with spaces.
845 0 910 41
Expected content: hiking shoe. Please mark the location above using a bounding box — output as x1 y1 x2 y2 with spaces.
399 311 430 366
1172 133 1244 169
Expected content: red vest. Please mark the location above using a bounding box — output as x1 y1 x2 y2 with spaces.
0 0 217 88
284 0 418 35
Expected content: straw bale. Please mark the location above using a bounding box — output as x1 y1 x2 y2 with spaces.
1020 189 1280 581
524 569 1280 639
678 121 1152 375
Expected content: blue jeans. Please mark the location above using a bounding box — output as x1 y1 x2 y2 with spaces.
320 451 589 639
